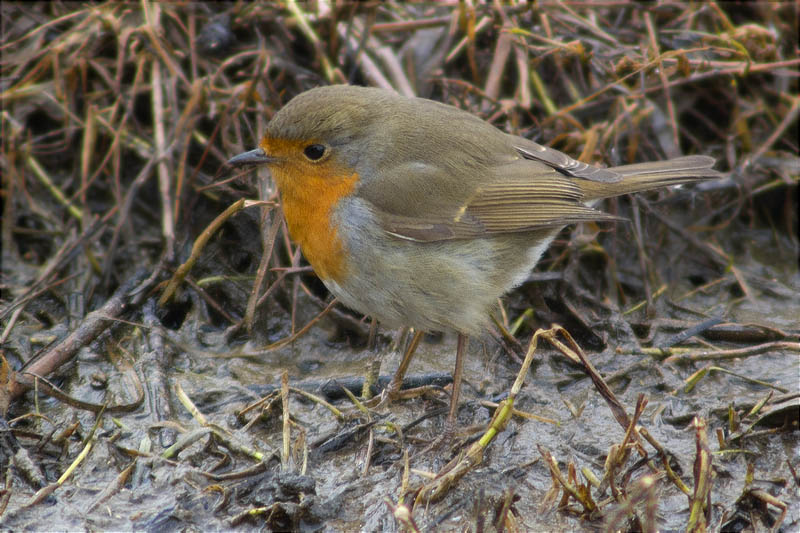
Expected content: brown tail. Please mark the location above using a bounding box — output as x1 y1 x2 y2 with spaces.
579 155 723 201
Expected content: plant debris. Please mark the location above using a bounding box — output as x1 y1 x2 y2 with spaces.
1 2 798 531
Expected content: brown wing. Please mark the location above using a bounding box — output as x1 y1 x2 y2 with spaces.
370 160 615 242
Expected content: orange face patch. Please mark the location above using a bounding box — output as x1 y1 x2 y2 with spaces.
259 137 358 282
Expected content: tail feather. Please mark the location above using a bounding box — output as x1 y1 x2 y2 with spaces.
579 155 723 200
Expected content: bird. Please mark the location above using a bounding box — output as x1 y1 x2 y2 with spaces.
228 84 721 439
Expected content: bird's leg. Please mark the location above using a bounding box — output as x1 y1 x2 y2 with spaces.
430 332 466 447
444 333 467 437
380 329 424 405
416 333 467 453
366 316 379 351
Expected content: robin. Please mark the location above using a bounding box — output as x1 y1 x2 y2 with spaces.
228 84 721 438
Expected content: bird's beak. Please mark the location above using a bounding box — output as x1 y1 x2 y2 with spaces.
227 148 275 167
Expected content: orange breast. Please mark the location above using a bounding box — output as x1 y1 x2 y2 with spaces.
272 166 358 282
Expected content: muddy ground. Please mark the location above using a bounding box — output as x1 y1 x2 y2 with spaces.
2 3 798 532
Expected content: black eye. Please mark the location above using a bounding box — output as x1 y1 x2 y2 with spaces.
303 144 326 160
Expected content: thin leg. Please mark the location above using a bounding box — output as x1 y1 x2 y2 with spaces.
384 329 424 401
443 333 467 440
415 333 467 453
367 317 378 351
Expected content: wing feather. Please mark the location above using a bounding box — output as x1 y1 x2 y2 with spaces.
366 160 615 242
